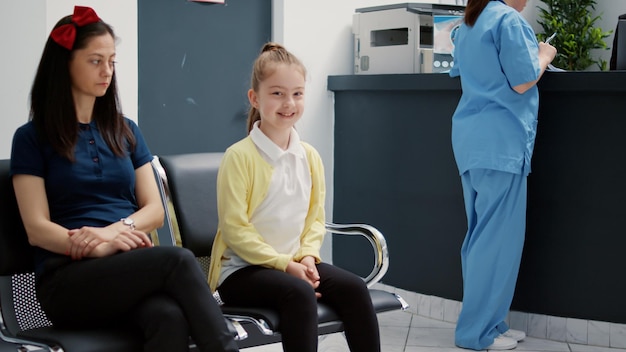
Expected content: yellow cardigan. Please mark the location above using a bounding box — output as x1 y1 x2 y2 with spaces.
208 136 327 291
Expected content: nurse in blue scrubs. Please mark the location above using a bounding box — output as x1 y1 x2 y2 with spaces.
449 0 556 350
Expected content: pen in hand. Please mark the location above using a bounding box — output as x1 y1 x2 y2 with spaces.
545 32 557 45
544 32 561 71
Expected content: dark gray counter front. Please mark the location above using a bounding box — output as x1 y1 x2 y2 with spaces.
328 72 626 323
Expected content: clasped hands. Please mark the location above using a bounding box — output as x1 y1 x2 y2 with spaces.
286 256 321 298
66 225 152 260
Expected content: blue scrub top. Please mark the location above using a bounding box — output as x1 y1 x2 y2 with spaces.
10 118 153 275
449 0 541 176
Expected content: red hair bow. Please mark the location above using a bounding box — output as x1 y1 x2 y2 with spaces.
50 6 101 50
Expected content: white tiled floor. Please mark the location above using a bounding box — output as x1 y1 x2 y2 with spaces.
242 309 626 352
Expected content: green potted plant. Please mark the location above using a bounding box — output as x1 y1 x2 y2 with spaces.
536 0 612 70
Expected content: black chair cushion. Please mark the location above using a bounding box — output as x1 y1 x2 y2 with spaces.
18 327 143 352
0 339 21 352
222 288 403 332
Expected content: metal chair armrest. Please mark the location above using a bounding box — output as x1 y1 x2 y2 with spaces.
151 157 180 247
226 319 248 341
223 314 273 336
324 222 389 288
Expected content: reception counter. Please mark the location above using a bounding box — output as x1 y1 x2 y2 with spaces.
328 72 626 324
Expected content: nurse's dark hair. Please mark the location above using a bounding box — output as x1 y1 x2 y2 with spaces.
246 42 307 134
30 13 135 161
464 0 490 26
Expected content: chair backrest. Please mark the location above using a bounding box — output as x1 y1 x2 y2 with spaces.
0 160 34 276
0 159 53 336
157 153 224 258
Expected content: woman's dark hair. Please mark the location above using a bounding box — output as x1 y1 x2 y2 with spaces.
30 15 135 161
464 0 491 26
246 42 307 134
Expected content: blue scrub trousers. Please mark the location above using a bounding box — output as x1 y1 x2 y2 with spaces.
455 168 527 350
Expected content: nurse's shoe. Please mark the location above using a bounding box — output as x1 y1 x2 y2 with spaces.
502 329 526 341
486 335 517 350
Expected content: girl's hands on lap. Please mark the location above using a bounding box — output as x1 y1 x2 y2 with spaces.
286 256 321 298
300 256 320 283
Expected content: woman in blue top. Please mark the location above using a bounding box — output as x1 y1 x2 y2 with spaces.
10 6 238 352
449 0 556 350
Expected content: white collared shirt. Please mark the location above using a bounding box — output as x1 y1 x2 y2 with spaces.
248 121 311 255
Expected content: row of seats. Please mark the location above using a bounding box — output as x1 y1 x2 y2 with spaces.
0 154 407 351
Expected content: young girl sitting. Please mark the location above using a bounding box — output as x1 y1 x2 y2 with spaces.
208 42 381 352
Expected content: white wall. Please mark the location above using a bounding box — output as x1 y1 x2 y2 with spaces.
0 1 46 159
0 1 137 159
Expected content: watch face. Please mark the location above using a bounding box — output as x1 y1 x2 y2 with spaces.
123 218 134 225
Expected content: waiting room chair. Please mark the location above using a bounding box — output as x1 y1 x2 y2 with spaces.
0 339 23 352
153 152 409 349
0 158 243 352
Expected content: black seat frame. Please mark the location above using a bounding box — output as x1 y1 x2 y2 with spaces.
154 152 408 349
0 159 243 351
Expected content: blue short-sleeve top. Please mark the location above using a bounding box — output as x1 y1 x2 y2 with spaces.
10 118 153 275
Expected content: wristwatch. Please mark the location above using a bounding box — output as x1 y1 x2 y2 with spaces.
121 217 136 230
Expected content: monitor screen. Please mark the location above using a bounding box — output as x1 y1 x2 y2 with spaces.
611 17 626 70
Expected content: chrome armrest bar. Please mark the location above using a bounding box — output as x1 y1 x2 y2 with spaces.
227 320 248 341
151 157 178 246
324 222 389 288
223 315 274 336
0 279 60 352
0 325 59 352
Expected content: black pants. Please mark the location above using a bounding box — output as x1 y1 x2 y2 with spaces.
37 246 238 352
218 263 380 352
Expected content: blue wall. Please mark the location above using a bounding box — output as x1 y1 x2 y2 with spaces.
138 0 271 155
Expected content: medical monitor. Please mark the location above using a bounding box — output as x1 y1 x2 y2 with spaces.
611 18 626 70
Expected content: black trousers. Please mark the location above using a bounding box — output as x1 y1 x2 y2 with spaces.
218 262 380 352
37 246 238 352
